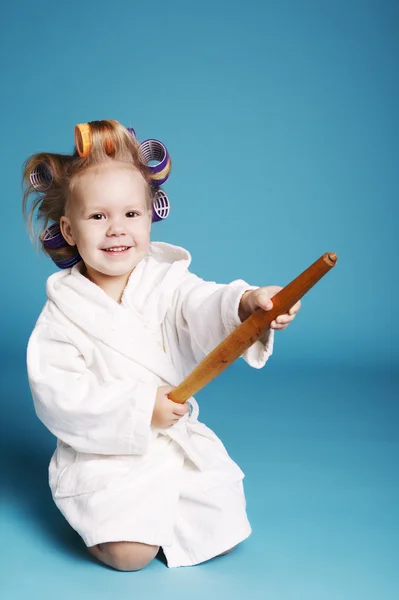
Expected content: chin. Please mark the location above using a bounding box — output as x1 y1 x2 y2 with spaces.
84 252 146 278
101 264 138 277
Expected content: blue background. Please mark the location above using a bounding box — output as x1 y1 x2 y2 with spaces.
1 1 398 598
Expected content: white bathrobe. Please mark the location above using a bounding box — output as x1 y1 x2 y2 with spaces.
27 241 274 567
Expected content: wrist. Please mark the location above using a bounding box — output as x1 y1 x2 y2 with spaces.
238 291 252 322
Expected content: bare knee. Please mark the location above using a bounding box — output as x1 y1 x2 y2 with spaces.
88 541 159 571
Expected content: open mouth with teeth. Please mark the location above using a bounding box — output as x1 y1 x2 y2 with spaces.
102 246 132 254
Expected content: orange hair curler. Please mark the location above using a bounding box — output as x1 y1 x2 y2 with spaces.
74 123 92 157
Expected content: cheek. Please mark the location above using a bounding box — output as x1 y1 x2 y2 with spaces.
139 232 151 248
73 224 98 251
135 220 152 243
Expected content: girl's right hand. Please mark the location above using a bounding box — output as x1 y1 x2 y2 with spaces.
151 385 190 429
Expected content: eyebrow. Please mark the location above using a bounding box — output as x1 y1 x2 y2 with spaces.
81 203 147 213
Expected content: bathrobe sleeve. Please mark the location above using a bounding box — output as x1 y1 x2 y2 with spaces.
27 324 158 455
171 272 274 369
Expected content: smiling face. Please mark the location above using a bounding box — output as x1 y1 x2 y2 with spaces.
60 161 152 297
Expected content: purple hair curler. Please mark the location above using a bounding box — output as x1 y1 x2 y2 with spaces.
139 139 171 186
152 190 170 222
42 223 82 269
30 163 53 192
126 127 136 139
53 255 82 269
42 223 68 250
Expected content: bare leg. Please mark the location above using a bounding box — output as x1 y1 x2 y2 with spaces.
88 541 159 572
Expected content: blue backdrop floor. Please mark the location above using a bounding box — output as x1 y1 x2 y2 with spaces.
1 359 398 600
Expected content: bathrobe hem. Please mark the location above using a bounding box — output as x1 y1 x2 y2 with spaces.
163 520 252 568
81 517 251 569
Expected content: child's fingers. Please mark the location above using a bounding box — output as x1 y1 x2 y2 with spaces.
255 289 273 311
171 401 190 417
163 385 176 396
164 417 180 428
271 320 287 329
271 318 292 329
276 313 296 325
289 300 301 315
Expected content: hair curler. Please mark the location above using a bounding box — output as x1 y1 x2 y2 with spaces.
42 223 82 269
74 123 92 158
74 121 172 191
152 189 170 222
139 139 171 186
30 163 53 192
52 255 82 269
42 223 68 250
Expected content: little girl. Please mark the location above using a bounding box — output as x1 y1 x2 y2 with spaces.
23 119 300 571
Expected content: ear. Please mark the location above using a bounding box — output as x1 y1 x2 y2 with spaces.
59 216 76 247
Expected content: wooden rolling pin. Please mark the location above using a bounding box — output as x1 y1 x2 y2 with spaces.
168 252 337 404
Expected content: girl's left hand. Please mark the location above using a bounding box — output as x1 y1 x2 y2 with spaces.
239 286 301 330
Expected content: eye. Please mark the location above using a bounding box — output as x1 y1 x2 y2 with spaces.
90 214 105 220
126 211 140 218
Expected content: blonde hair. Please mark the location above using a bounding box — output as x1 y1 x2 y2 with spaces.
22 120 155 266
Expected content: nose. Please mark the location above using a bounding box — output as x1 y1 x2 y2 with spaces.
106 217 126 237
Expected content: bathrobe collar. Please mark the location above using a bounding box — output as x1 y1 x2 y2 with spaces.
45 242 192 386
